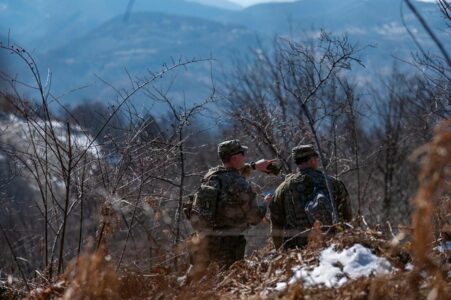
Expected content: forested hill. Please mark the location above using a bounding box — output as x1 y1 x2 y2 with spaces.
0 0 233 50
40 12 257 106
232 0 444 34
0 1 449 299
0 0 447 107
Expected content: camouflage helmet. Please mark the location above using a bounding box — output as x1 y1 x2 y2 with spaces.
292 144 318 161
218 139 248 160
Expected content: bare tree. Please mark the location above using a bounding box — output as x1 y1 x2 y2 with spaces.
0 41 211 280
279 31 361 172
224 31 365 225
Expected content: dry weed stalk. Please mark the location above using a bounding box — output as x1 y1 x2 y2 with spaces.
307 220 325 250
96 201 119 250
62 247 119 300
410 119 451 298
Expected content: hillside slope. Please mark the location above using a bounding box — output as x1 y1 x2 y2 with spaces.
39 12 260 105
1 0 448 108
0 0 233 50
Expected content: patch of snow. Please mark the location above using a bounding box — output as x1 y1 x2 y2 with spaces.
282 244 394 289
246 260 258 268
177 275 187 286
275 269 284 276
2 114 100 157
405 263 414 271
275 282 287 291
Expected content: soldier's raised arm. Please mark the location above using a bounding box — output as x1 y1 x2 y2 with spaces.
241 159 274 177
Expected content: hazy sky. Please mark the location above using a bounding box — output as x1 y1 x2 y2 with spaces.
228 0 298 7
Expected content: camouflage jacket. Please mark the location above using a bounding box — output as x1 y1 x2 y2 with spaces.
269 168 352 248
198 166 266 233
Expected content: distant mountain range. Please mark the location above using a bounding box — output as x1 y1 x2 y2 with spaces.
1 0 234 50
0 0 449 108
40 12 258 106
189 0 242 10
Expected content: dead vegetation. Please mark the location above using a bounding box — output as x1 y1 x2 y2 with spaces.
4 120 448 299
0 11 449 298
14 224 449 299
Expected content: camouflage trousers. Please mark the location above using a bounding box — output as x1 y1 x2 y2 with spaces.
206 234 246 266
187 233 246 281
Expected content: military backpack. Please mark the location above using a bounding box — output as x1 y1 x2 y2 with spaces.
183 167 226 230
285 170 336 227
183 167 256 230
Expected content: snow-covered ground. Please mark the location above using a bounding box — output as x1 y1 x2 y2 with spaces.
275 243 394 291
0 114 100 156
0 113 100 196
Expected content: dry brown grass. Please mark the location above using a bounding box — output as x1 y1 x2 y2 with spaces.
20 224 449 300
16 120 451 299
61 248 119 300
96 201 120 249
409 119 451 299
307 220 325 251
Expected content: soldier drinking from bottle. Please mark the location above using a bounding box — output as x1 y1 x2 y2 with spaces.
185 139 275 277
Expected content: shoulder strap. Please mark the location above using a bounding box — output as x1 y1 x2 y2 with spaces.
202 166 232 181
285 172 303 184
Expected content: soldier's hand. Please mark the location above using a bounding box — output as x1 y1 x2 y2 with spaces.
255 159 272 173
240 164 252 177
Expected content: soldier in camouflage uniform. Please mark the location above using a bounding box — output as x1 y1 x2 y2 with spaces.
269 145 352 249
188 140 272 273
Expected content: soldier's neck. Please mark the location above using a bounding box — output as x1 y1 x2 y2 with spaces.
222 163 239 170
298 165 316 172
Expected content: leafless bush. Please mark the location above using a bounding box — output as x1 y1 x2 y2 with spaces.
0 41 215 284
